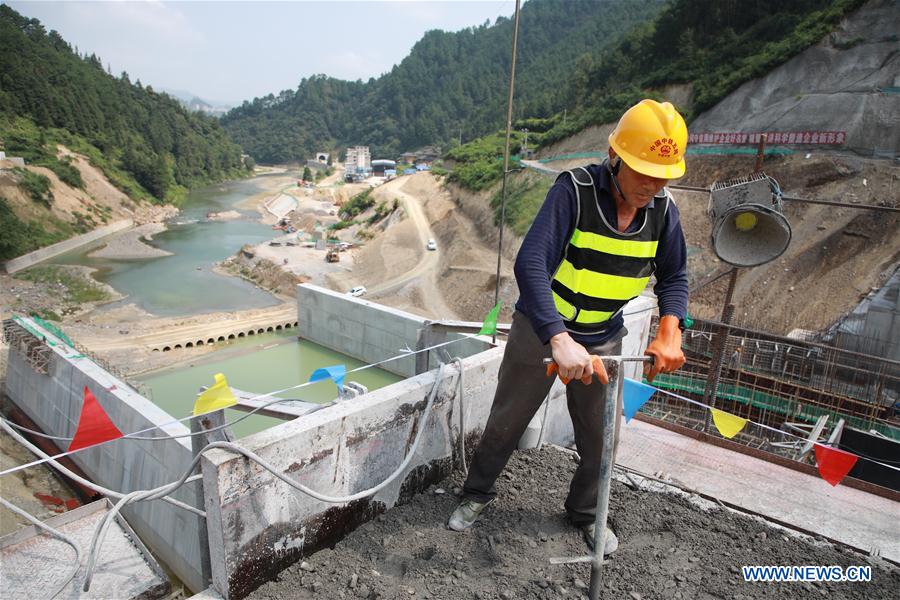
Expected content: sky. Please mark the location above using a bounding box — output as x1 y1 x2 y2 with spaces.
8 0 518 105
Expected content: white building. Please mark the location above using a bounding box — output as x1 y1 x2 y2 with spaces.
344 146 371 176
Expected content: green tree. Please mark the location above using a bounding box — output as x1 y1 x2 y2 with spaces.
0 5 248 203
220 0 665 163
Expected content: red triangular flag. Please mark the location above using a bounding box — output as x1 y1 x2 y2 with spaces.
813 444 858 487
68 387 123 452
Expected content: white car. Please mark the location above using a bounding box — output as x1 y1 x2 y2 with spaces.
426 239 437 251
348 286 367 297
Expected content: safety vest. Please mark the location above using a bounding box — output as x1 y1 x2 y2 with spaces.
551 166 670 335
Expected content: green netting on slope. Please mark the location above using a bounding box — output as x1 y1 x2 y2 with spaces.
648 373 900 441
30 314 76 347
538 152 605 164
685 147 794 156
12 316 56 347
11 316 85 358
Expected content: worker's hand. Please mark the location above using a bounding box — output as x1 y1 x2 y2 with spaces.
644 315 685 383
549 332 594 384
546 355 610 385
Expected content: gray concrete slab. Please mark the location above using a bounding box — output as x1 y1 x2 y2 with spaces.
617 418 900 562
0 499 169 599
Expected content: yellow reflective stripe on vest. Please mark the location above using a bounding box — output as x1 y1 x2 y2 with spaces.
552 291 576 320
571 228 658 258
555 260 651 301
553 292 617 325
574 306 617 325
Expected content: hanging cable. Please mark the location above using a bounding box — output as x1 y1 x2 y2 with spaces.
0 331 490 477
0 420 205 518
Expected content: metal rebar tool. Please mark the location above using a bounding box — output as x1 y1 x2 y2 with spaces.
546 355 654 600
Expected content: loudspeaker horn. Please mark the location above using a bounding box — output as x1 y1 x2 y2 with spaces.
708 173 791 267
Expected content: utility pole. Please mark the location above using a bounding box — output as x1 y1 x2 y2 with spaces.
703 134 768 432
492 0 521 344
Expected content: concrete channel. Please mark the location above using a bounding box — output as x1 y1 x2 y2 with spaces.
1 284 656 598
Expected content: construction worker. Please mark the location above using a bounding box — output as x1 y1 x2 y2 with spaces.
729 346 743 370
448 99 689 556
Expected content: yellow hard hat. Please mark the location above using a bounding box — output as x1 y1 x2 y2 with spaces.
608 99 688 180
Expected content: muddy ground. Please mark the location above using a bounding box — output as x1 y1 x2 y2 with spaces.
247 447 898 600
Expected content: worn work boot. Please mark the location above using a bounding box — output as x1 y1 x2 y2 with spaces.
580 524 619 556
447 498 493 531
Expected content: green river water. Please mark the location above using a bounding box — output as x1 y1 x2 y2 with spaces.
54 175 287 316
56 175 401 437
137 330 400 439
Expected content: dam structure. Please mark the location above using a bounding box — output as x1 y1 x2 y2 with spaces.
0 283 660 598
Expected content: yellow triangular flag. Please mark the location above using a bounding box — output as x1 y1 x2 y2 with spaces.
711 408 747 439
193 373 237 416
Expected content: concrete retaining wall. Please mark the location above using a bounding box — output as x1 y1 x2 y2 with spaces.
201 348 505 600
2 318 207 592
2 219 133 274
297 283 491 377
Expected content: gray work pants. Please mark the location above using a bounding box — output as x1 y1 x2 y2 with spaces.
463 311 624 525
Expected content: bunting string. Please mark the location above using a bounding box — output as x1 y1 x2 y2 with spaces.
2 311 897 487
645 384 899 472
622 379 899 487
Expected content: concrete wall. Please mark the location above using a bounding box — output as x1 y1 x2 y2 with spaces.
2 219 133 274
207 290 657 599
201 348 505 600
297 283 491 377
2 318 207 592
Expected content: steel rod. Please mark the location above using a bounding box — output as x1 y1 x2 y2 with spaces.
588 360 620 600
492 0 521 344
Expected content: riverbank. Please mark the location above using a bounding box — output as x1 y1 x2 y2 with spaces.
87 223 173 259
1 172 302 374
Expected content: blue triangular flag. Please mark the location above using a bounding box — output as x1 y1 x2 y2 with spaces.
308 365 346 392
623 377 656 422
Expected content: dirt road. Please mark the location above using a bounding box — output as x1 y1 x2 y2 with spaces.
361 177 459 320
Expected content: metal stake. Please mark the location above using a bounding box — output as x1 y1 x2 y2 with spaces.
587 359 619 600
546 355 653 599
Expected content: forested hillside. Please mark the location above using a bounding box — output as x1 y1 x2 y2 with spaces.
0 5 249 203
447 0 869 207
544 0 868 145
221 0 665 163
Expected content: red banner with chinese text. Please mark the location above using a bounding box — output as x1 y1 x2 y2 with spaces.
688 131 846 145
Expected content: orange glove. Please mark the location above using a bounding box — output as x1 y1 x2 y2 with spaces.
546 355 610 385
644 315 685 383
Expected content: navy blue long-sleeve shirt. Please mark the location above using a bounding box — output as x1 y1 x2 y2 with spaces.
514 161 689 345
